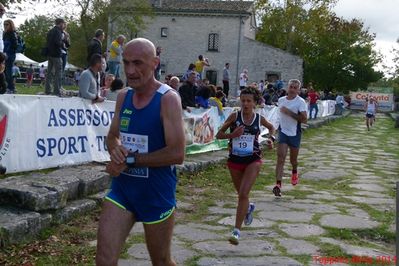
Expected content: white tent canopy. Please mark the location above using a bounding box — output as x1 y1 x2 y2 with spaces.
15 53 39 67
38 60 80 71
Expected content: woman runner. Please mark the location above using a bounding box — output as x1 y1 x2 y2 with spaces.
216 87 276 245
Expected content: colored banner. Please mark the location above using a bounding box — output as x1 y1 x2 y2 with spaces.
350 91 394 112
0 95 115 174
0 95 338 173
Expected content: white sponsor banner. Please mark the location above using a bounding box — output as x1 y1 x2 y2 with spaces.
0 95 115 173
350 91 394 112
0 95 338 173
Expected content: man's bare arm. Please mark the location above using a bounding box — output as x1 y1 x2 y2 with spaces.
106 89 129 164
135 91 185 167
216 113 237 139
261 116 276 136
281 107 307 123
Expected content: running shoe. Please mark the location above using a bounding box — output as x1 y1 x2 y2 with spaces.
291 172 299 186
273 185 281 197
244 203 255 226
229 229 240 245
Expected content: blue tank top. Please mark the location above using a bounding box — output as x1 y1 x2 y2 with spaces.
117 85 177 207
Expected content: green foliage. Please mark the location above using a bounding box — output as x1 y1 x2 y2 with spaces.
18 15 54 62
255 0 382 93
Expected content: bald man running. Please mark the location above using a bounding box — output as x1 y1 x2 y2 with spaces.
96 38 185 266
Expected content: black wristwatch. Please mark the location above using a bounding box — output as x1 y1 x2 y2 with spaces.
125 152 136 168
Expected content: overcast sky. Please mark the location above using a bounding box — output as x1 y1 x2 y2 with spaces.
9 0 399 73
334 0 398 71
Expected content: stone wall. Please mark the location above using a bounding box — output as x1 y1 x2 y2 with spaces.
122 13 303 95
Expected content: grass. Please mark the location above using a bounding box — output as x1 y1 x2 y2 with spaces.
0 208 100 266
0 113 397 265
14 83 78 95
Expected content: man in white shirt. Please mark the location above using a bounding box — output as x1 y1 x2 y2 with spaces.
239 69 248 90
0 4 5 52
273 79 307 197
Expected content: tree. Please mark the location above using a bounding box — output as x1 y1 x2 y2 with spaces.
64 0 153 67
255 0 382 93
18 15 54 62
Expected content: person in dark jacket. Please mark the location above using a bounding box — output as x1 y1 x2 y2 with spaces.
0 52 7 94
178 71 197 112
45 18 66 96
3 19 17 93
87 29 105 64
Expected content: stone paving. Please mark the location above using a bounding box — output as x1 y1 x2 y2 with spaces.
119 113 398 265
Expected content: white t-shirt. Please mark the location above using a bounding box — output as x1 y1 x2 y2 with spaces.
366 102 376 114
278 95 307 136
239 73 247 87
39 67 46 78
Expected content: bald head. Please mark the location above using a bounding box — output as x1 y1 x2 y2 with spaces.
124 38 156 58
123 38 160 91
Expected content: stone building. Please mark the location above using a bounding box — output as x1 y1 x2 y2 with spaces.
111 0 303 95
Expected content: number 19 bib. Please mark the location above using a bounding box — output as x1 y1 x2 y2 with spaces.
232 135 255 156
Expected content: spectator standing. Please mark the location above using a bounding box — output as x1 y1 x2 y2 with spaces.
179 71 197 111
239 69 248 90
61 29 70 85
307 88 320 119
45 18 66 96
0 52 6 94
195 55 210 79
74 69 81 86
108 35 125 78
78 54 104 103
39 64 45 86
87 29 105 64
335 93 345 115
182 63 195 81
25 64 34 87
222 62 230 98
154 46 162 80
169 76 180 90
12 62 21 86
0 4 5 53
3 19 17 93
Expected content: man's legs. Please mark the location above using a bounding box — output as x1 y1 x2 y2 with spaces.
143 214 176 266
108 61 116 76
274 143 288 196
289 147 300 175
5 55 15 92
53 57 62 96
275 143 289 184
366 117 370 130
45 58 54 95
314 104 319 119
223 81 229 98
96 201 135 266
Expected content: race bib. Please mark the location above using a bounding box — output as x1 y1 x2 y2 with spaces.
232 135 255 156
120 133 149 178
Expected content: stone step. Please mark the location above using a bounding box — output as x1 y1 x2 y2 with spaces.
0 164 110 211
53 199 97 224
0 206 51 247
0 199 99 247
